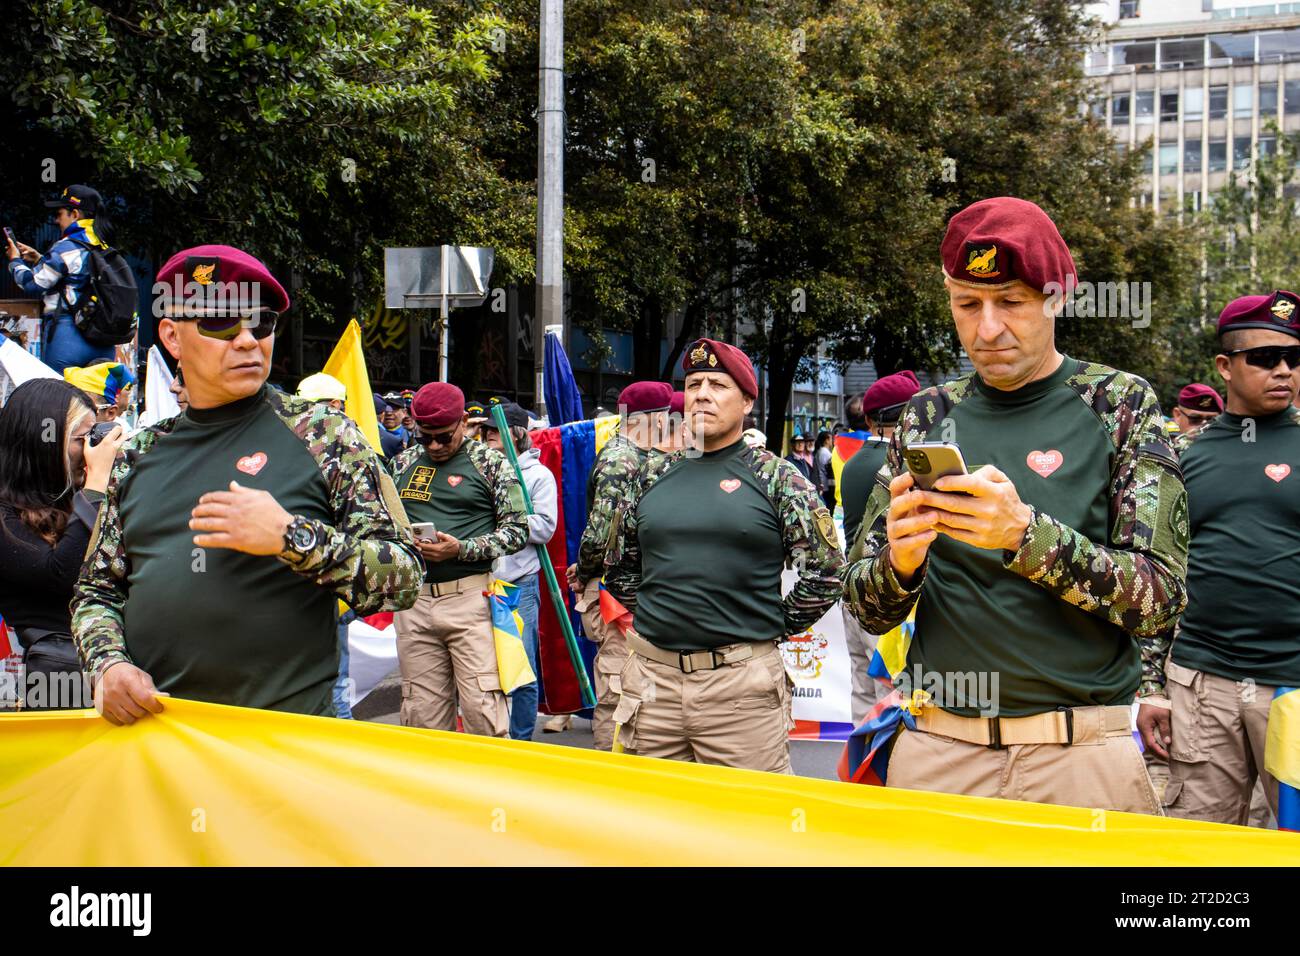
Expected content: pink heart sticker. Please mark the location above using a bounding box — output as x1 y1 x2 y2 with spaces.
719 478 741 493
236 452 267 476
447 475 463 487
1266 463 1291 483
1026 449 1063 477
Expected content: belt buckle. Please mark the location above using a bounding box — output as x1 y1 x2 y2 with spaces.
678 651 696 674
1059 706 1074 745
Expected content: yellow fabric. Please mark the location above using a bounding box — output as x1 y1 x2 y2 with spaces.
1 698 1294 866
322 318 384 456
593 414 620 453
1265 689 1300 790
489 579 537 694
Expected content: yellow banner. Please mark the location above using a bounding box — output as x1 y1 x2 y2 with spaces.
1 698 1294 866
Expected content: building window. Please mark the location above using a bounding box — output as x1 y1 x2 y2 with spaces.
1209 85 1228 119
1136 90 1155 123
1184 140 1203 173
1160 142 1179 175
1259 29 1300 62
1234 85 1253 117
1160 37 1205 69
1260 82 1279 116
1112 93 1130 125
1184 192 1203 214
1114 41 1156 71
1234 136 1253 170
1209 139 1228 172
1260 134 1277 158
1141 148 1153 175
1184 87 1204 120
1119 0 1138 19
1087 47 1108 74
1160 91 1179 121
1287 80 1300 113
1209 33 1256 65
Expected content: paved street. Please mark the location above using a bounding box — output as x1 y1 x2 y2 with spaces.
353 670 842 780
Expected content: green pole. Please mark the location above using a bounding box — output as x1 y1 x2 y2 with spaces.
490 403 597 709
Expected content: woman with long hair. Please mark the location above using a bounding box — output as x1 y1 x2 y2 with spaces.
0 378 126 709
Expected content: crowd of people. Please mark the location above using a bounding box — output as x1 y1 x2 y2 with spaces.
1 188 1294 833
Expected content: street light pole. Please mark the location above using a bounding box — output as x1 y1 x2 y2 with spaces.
535 0 565 415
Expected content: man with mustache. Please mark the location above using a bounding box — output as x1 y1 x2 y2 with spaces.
72 245 423 723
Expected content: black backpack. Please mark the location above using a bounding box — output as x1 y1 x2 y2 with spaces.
68 239 139 346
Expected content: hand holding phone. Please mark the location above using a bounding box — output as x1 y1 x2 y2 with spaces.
3 228 17 260
903 442 969 492
410 521 438 543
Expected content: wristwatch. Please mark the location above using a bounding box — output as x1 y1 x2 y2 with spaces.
281 515 320 560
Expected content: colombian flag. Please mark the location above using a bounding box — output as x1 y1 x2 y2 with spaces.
323 318 384 456
1265 686 1300 832
831 430 870 510
529 414 621 715
839 609 916 786
486 579 535 694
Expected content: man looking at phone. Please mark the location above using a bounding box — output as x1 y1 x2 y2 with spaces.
568 379 673 751
72 245 423 723
839 370 920 723
842 198 1188 813
1155 292 1300 825
605 339 844 772
388 382 529 736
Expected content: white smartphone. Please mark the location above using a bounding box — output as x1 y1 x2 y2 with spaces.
903 441 969 492
410 521 438 543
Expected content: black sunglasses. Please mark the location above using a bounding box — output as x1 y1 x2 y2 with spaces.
414 423 460 447
1224 345 1300 370
171 310 285 342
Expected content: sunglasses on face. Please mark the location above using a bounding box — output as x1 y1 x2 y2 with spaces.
414 424 459 447
172 310 284 341
1224 345 1300 370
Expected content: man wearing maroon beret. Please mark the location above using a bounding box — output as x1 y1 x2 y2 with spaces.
388 381 530 736
1171 383 1224 437
838 369 921 723
842 197 1188 813
568 379 673 750
604 338 844 772
72 245 423 722
1155 290 1300 826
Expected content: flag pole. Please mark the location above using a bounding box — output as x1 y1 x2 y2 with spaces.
490 403 597 709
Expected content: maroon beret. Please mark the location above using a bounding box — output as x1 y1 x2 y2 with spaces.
411 382 466 428
681 338 757 399
670 391 684 415
618 380 673 415
1177 383 1224 414
862 370 921 416
154 244 290 316
1217 290 1300 340
940 197 1077 295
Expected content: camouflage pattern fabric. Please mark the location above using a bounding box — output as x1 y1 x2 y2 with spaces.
576 433 646 583
388 437 529 564
842 362 1189 699
605 442 845 636
72 389 424 683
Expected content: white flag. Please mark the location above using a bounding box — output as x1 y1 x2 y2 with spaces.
0 336 61 390
138 345 181 428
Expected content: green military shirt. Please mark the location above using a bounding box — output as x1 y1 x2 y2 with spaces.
840 435 888 553
1173 408 1300 686
71 386 423 715
390 439 529 584
606 436 845 652
843 357 1189 716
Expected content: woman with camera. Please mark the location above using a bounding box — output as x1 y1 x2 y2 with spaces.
0 378 126 709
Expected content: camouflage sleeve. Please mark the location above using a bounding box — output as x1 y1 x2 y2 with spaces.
458 442 529 563
576 442 640 582
603 453 677 611
768 455 845 635
71 441 146 683
841 404 927 633
276 404 424 615
1002 378 1188 661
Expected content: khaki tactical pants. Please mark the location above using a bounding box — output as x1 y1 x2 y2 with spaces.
613 645 794 773
888 716 1162 815
1163 660 1279 826
575 580 630 752
840 604 888 725
395 578 509 738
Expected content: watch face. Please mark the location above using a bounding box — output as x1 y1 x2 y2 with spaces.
291 524 316 552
